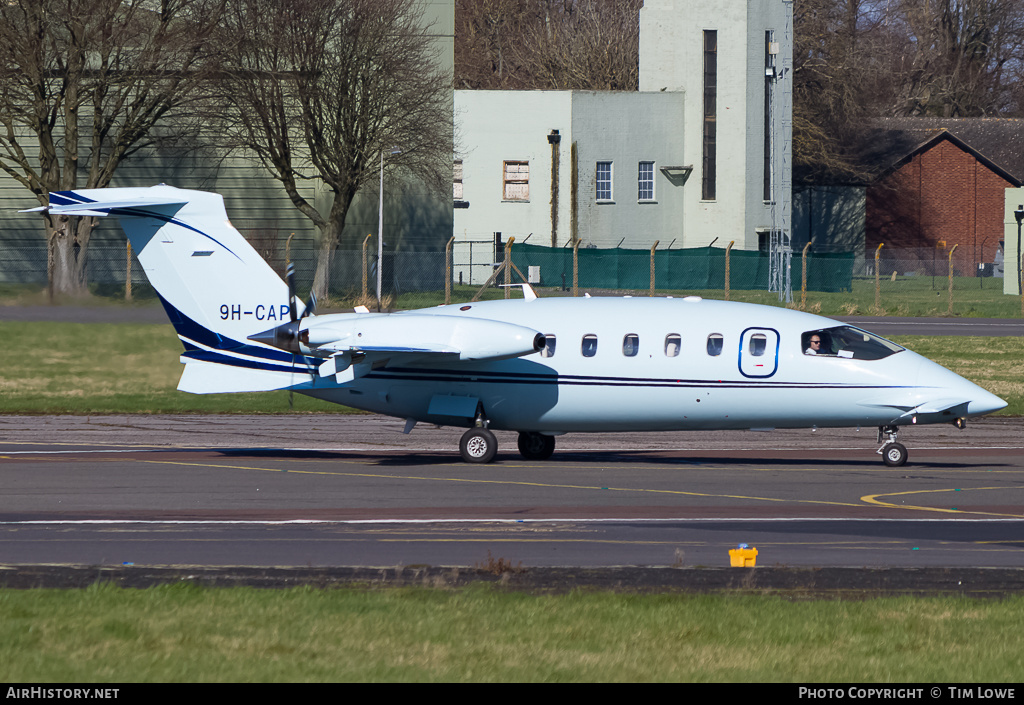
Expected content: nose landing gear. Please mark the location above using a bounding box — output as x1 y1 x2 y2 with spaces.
877 425 908 466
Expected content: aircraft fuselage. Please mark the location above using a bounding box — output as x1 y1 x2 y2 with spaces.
297 296 1003 434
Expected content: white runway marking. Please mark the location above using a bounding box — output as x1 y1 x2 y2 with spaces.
3 517 1024 526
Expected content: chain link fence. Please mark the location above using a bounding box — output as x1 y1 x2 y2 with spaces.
0 237 1013 317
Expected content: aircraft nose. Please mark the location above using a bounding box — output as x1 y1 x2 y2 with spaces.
938 368 1006 417
967 387 1007 416
913 356 1006 418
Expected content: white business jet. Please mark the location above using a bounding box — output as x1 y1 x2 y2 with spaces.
25 185 1006 466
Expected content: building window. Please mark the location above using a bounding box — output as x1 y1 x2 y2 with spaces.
638 162 655 201
453 159 464 200
596 161 613 201
702 29 717 201
503 161 529 201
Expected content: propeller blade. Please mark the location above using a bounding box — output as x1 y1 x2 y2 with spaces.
303 289 317 319
286 262 297 324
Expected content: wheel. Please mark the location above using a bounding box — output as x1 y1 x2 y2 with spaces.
460 428 498 464
882 442 908 467
517 432 555 460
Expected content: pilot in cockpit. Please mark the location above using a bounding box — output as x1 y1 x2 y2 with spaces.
803 331 831 355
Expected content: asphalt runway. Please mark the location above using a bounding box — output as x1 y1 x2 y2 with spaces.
2 414 1023 570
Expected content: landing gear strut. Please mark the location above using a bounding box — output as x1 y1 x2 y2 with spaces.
877 425 908 467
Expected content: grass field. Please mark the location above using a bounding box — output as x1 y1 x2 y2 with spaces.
1 584 1023 682
0 321 355 414
5 273 1024 317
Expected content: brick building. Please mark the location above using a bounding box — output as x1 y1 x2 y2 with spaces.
863 118 1024 276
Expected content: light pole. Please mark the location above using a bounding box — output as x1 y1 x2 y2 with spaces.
377 146 401 309
1015 205 1024 313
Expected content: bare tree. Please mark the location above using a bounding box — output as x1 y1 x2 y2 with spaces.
0 0 225 298
455 0 640 91
514 0 640 91
792 0 882 181
455 0 536 89
879 0 1024 117
219 0 452 300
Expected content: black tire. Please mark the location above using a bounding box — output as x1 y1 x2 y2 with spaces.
882 442 908 467
460 428 498 464
517 432 555 460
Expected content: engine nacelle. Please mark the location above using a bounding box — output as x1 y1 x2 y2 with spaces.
300 313 545 361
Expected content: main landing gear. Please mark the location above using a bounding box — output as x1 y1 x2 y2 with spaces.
459 427 498 464
458 413 557 463
517 431 556 460
877 425 908 467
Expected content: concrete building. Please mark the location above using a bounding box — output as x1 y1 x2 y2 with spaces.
453 0 794 285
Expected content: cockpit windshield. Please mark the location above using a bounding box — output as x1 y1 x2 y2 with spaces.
801 326 904 361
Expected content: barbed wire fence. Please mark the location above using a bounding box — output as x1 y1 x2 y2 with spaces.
0 235 1014 317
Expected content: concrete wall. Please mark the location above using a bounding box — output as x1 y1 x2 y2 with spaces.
571 91 687 249
640 0 790 251
1005 189 1024 295
452 89 687 282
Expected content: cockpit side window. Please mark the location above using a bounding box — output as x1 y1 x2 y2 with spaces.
802 326 903 360
706 333 723 356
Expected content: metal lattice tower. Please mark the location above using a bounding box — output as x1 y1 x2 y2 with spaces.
767 2 794 302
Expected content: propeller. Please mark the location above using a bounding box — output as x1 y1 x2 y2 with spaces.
247 262 318 354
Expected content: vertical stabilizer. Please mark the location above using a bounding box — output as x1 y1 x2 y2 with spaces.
30 185 314 390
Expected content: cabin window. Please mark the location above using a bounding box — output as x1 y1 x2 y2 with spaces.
540 334 556 358
582 334 598 357
706 333 723 356
665 334 681 357
801 326 904 360
749 333 767 356
622 334 639 357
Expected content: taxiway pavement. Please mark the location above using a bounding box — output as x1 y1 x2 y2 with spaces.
2 414 1023 570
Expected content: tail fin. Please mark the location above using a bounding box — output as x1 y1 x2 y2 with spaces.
33 185 314 392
